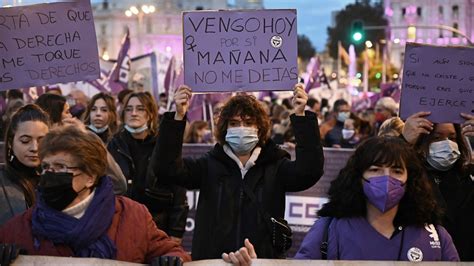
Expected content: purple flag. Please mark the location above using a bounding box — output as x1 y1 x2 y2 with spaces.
187 94 205 122
304 57 321 92
107 29 131 94
164 56 176 95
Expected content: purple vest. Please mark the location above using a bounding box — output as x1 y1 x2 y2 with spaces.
295 217 459 261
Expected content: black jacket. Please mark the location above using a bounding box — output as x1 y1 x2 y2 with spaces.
324 121 344 147
428 166 474 261
148 111 324 259
108 130 189 238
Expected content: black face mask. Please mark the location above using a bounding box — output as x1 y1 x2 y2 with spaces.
38 171 84 211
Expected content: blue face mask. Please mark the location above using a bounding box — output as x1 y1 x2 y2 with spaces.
87 124 109 134
362 175 405 213
337 112 350 123
225 127 259 156
124 124 148 134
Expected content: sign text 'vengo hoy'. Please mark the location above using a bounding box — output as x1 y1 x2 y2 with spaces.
0 1 100 90
183 9 298 92
400 43 474 123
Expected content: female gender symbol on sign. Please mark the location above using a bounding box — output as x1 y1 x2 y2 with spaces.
185 35 196 52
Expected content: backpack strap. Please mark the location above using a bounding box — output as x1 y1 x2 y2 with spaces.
319 217 333 260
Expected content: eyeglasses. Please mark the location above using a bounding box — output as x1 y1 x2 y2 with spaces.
40 162 81 174
124 106 146 113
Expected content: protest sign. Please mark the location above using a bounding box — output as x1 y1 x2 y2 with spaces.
0 0 100 90
400 43 474 123
183 9 298 92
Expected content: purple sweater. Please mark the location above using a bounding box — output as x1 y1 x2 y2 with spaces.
295 217 459 261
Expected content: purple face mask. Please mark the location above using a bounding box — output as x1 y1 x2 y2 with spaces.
362 175 405 213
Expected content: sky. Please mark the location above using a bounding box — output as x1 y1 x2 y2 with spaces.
264 0 355 51
1 0 355 52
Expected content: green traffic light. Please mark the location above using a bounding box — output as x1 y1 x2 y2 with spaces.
375 72 382 79
353 32 363 42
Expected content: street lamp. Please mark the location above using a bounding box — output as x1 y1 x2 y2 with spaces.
124 4 156 53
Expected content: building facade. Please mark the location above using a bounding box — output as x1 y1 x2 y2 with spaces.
385 0 474 68
93 0 264 59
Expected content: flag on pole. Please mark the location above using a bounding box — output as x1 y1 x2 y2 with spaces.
304 57 321 92
106 29 131 94
338 42 350 65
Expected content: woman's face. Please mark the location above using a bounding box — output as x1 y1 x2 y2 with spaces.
62 103 73 120
90 98 110 129
124 97 149 128
41 151 95 208
363 164 408 184
430 123 456 144
12 121 49 168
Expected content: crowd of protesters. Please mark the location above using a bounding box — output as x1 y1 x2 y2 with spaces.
0 83 472 265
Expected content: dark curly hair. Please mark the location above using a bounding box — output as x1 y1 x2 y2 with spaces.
414 123 471 174
215 94 271 147
318 136 442 227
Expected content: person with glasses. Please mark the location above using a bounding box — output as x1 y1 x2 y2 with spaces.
108 92 188 244
0 126 191 264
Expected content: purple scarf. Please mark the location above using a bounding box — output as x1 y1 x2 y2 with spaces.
32 176 117 259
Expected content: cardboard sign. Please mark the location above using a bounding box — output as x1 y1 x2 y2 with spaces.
400 43 474 124
0 0 100 90
183 9 298 92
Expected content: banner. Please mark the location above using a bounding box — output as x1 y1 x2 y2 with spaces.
400 43 474 123
0 0 100 90
183 9 298 92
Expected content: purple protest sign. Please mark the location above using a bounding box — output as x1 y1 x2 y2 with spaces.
400 43 474 124
0 0 100 91
183 9 298 92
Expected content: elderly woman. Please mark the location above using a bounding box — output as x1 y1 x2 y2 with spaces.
0 127 190 263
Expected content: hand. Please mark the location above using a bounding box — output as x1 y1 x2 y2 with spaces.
222 238 257 266
461 113 474 137
292 83 307 116
174 85 192 120
170 236 182 245
401 111 433 144
62 117 87 132
0 243 21 266
150 256 183 266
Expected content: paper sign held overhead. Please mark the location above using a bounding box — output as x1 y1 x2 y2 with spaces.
0 0 100 90
183 9 298 92
400 43 474 124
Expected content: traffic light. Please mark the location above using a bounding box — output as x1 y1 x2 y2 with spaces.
351 20 364 43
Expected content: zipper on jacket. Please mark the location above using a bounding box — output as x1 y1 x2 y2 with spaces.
236 187 244 249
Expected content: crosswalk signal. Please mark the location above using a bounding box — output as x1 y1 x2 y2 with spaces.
351 20 364 43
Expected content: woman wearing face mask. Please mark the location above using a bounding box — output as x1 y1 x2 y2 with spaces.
82 93 118 144
108 92 188 243
401 111 474 261
0 127 191 263
293 136 459 261
227 137 459 264
148 84 324 260
340 118 361 148
0 105 49 225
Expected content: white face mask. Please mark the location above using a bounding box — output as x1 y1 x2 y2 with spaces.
342 129 355 140
427 139 461 171
87 124 109 134
225 127 259 156
124 124 148 134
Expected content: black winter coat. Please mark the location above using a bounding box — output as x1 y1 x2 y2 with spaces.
148 111 324 260
108 130 189 238
428 166 474 261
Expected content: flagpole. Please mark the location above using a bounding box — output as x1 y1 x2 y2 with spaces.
337 41 341 89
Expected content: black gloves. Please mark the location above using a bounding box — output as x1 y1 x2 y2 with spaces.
0 243 20 266
150 256 183 266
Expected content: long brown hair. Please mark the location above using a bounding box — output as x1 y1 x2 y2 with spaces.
120 92 159 136
82 92 118 135
4 104 50 206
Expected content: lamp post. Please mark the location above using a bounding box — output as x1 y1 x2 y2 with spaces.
125 4 156 53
